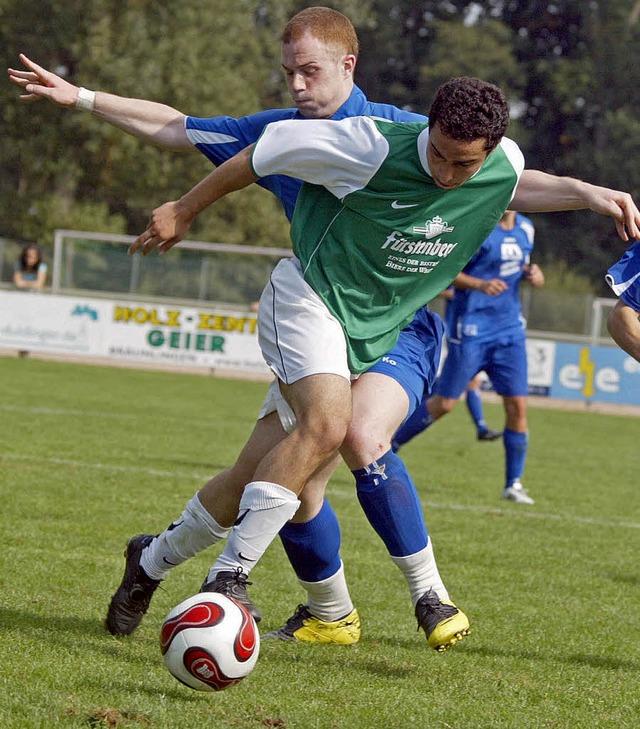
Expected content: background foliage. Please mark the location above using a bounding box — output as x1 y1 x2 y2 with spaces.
2 0 640 293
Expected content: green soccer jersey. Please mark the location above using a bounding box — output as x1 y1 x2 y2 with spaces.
251 116 524 373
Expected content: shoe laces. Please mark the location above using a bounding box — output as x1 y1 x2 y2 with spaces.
228 566 252 587
285 604 312 629
415 589 457 630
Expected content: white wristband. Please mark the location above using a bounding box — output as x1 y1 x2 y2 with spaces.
75 87 96 112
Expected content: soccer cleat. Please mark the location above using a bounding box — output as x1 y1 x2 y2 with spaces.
262 604 361 644
415 589 470 652
106 534 161 636
501 481 535 504
477 427 502 441
201 567 262 624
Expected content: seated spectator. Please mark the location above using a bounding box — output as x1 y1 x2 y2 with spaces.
13 243 47 290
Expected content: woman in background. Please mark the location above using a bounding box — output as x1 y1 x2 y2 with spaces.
13 243 47 290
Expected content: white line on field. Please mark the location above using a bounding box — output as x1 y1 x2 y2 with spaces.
2 452 638 530
1 405 139 419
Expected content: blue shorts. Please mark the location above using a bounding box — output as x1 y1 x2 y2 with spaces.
367 308 444 415
435 334 528 399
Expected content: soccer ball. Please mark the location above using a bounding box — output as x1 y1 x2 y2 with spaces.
160 592 260 691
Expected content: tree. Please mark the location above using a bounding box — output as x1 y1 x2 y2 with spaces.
0 0 290 248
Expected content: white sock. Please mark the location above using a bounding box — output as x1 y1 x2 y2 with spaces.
141 493 230 581
207 481 300 578
390 539 449 606
299 562 354 622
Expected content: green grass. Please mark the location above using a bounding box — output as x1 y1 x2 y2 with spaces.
0 356 638 728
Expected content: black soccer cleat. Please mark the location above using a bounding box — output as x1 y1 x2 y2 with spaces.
105 534 161 636
415 588 470 652
201 567 262 623
477 427 502 441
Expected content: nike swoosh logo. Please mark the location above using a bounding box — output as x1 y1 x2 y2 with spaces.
238 552 257 563
234 509 250 526
162 556 179 566
391 201 419 209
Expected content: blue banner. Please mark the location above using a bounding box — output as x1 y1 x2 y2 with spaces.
550 343 640 405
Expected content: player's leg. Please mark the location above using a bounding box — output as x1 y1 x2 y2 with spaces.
392 339 475 450
266 453 361 644
105 409 287 635
205 258 353 602
207 373 351 586
486 336 533 504
341 310 469 651
465 373 502 441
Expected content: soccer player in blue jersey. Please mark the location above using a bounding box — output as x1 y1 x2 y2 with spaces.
440 287 502 441
393 210 545 504
606 241 640 361
10 7 469 650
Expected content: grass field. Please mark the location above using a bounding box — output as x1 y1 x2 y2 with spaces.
1 356 638 729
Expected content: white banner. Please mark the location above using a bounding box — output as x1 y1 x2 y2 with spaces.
0 291 270 375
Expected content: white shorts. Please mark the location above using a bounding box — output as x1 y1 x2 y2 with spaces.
257 257 351 385
256 257 351 433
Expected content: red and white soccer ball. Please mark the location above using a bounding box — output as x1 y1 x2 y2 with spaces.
160 592 260 691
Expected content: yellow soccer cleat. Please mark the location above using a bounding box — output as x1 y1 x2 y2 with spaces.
263 604 361 645
415 589 470 652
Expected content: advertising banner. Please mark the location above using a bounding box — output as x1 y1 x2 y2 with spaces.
549 341 640 406
2 292 639 405
0 291 270 375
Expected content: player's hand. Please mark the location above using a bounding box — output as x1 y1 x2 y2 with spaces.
128 201 192 256
8 54 80 107
524 264 545 287
582 184 640 242
479 278 507 296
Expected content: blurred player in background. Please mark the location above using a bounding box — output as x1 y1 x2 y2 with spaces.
606 240 640 361
10 7 470 651
440 286 501 441
393 210 545 504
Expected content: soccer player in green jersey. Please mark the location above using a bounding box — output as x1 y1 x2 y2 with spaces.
130 75 640 619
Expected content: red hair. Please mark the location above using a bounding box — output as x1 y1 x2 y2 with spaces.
282 7 359 58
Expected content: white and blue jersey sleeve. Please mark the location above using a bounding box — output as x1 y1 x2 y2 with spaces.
251 117 389 200
605 241 640 311
186 109 301 220
185 85 427 221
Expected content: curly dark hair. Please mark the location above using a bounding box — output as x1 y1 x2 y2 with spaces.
428 77 509 153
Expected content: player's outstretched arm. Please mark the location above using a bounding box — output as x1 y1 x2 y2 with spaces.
512 170 640 241
129 146 258 256
8 54 191 150
607 300 640 362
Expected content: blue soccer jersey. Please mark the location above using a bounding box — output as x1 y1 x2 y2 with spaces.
185 85 426 222
446 213 535 344
605 240 640 311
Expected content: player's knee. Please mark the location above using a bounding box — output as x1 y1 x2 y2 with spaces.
341 420 389 465
299 411 349 456
431 396 456 416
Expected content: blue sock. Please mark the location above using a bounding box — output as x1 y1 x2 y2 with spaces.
354 450 428 557
465 388 486 434
279 499 342 582
392 398 433 450
503 428 528 486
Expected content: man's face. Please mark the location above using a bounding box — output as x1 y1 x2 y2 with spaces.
426 123 490 190
281 32 355 119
